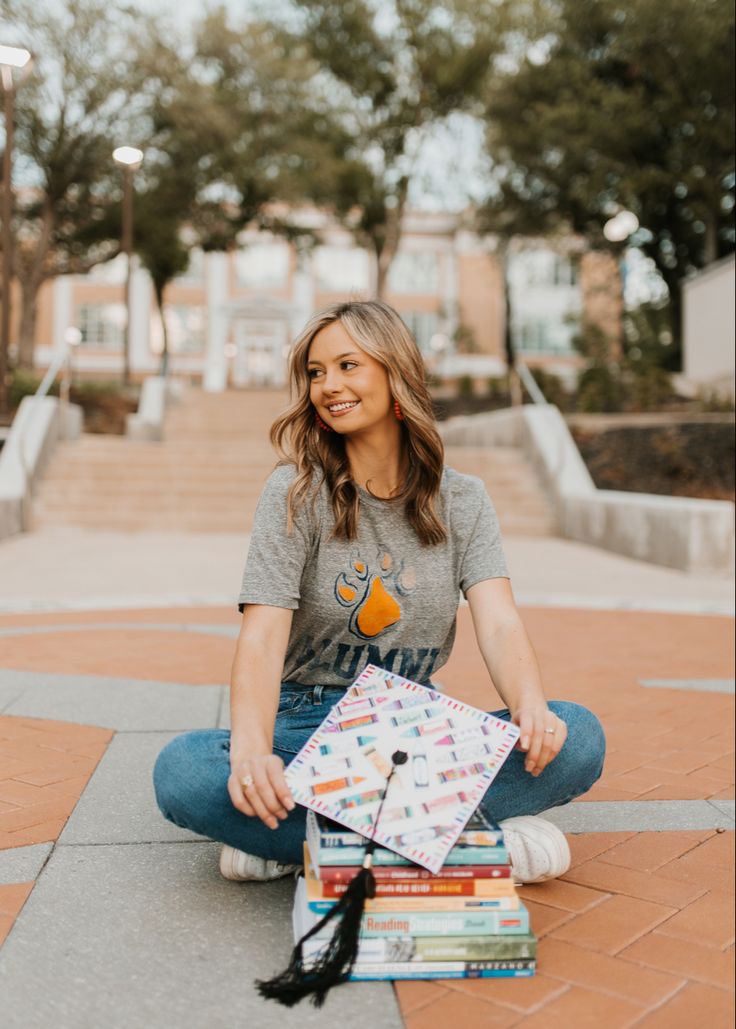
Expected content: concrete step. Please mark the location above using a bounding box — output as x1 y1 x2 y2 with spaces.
32 389 556 536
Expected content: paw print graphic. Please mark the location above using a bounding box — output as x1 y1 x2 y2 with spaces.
334 551 416 639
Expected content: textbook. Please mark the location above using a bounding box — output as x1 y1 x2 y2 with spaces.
303 847 520 912
295 879 531 937
346 960 535 981
315 861 512 884
293 878 536 979
285 664 520 873
306 810 508 866
302 933 537 964
308 808 505 849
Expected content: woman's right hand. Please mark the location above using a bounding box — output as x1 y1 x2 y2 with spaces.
228 753 296 830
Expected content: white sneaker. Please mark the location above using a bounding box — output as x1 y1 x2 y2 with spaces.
219 845 301 882
500 816 571 884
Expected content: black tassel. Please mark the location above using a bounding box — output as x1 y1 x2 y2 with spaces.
256 749 408 1007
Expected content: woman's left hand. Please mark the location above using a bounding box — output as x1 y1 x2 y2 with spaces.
512 704 567 777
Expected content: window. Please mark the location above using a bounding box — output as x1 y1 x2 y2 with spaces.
401 311 438 352
77 304 126 348
510 250 577 288
389 252 439 294
314 246 371 291
513 317 576 354
235 242 290 288
150 305 206 354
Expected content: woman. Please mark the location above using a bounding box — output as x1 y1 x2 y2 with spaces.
154 299 605 884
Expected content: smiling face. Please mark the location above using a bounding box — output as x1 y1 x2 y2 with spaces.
307 320 394 435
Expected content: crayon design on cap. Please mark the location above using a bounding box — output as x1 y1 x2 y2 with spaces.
338 788 383 810
337 713 379 731
311 775 367 796
438 762 488 783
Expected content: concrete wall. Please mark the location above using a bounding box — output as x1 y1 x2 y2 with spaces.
0 397 83 540
682 254 736 397
440 406 735 575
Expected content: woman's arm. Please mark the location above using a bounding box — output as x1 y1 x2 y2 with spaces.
228 603 296 829
466 578 567 776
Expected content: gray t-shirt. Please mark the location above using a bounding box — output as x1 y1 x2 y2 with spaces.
238 464 509 687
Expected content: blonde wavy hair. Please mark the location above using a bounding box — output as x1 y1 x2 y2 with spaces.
270 299 447 545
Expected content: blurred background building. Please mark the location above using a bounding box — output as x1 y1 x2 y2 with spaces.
30 209 597 391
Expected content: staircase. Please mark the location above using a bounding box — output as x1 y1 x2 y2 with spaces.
32 389 554 536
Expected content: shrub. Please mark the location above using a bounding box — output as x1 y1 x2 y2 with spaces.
8 370 46 408
526 368 569 409
576 363 625 412
457 375 474 398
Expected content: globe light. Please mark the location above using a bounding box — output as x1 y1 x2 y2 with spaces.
112 146 144 167
0 45 32 69
603 210 640 242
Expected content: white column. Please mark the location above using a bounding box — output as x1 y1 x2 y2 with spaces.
129 260 153 374
442 245 459 339
52 276 73 349
204 252 228 392
291 250 315 342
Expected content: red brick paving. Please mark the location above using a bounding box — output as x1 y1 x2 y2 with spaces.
0 604 733 1026
0 713 113 942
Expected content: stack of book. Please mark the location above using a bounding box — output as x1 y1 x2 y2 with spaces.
293 809 536 981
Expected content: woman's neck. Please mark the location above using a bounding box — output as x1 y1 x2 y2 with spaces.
345 427 406 499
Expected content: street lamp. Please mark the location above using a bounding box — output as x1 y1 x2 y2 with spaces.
602 210 640 358
0 43 32 413
603 210 639 243
113 145 143 387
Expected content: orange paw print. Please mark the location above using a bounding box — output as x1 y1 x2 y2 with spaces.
335 552 416 640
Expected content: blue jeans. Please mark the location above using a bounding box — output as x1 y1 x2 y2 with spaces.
153 684 606 866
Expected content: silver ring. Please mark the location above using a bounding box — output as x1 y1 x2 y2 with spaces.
544 728 556 735
241 774 254 789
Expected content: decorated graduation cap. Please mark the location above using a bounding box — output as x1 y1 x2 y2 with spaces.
256 749 409 1007
256 664 520 1006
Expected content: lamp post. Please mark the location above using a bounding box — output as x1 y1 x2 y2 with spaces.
112 145 143 387
0 44 32 413
603 210 640 359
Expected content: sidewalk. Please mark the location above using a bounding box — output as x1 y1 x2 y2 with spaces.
0 530 733 1025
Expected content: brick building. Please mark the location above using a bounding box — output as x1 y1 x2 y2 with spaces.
30 209 605 390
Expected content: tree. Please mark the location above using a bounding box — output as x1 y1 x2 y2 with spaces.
479 0 735 362
277 0 512 295
0 0 145 371
124 8 339 371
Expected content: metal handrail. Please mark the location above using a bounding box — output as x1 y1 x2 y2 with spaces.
515 361 548 405
10 343 73 504
36 343 71 399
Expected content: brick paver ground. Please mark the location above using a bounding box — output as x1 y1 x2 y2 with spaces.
0 603 733 1025
0 714 113 943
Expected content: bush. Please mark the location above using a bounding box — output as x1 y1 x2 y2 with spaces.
576 363 625 413
626 362 672 410
8 370 47 408
457 375 474 398
525 368 569 409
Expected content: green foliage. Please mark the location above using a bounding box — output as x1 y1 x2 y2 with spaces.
8 371 44 408
479 0 736 356
572 302 676 411
453 322 479 355
576 363 625 413
2 0 146 367
279 0 512 291
457 375 474 398
700 389 736 413
526 368 569 409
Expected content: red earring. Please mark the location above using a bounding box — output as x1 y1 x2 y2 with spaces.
315 413 332 432
394 399 404 421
